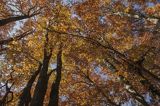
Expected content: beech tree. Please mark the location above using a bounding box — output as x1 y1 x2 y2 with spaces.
0 0 160 106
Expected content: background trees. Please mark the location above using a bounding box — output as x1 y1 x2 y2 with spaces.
0 0 160 106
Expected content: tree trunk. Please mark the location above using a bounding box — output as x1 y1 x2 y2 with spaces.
18 63 42 106
30 27 52 106
30 53 52 106
48 48 62 106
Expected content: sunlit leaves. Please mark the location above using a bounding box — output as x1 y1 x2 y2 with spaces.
1 0 160 105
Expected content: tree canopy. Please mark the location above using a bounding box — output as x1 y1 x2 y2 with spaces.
0 0 160 106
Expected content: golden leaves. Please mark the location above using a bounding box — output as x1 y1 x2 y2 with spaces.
146 7 156 14
1 0 160 105
124 7 130 13
145 3 160 16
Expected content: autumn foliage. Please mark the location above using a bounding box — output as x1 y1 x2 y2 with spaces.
0 0 160 106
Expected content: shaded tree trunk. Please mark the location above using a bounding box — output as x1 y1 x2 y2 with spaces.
30 29 52 106
48 48 62 106
30 53 52 106
18 63 42 106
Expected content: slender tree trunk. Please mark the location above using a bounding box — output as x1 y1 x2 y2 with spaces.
18 63 42 106
48 48 62 106
30 29 52 106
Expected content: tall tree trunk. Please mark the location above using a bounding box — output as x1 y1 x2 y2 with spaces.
18 63 42 106
48 48 62 106
30 29 52 106
30 53 52 106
